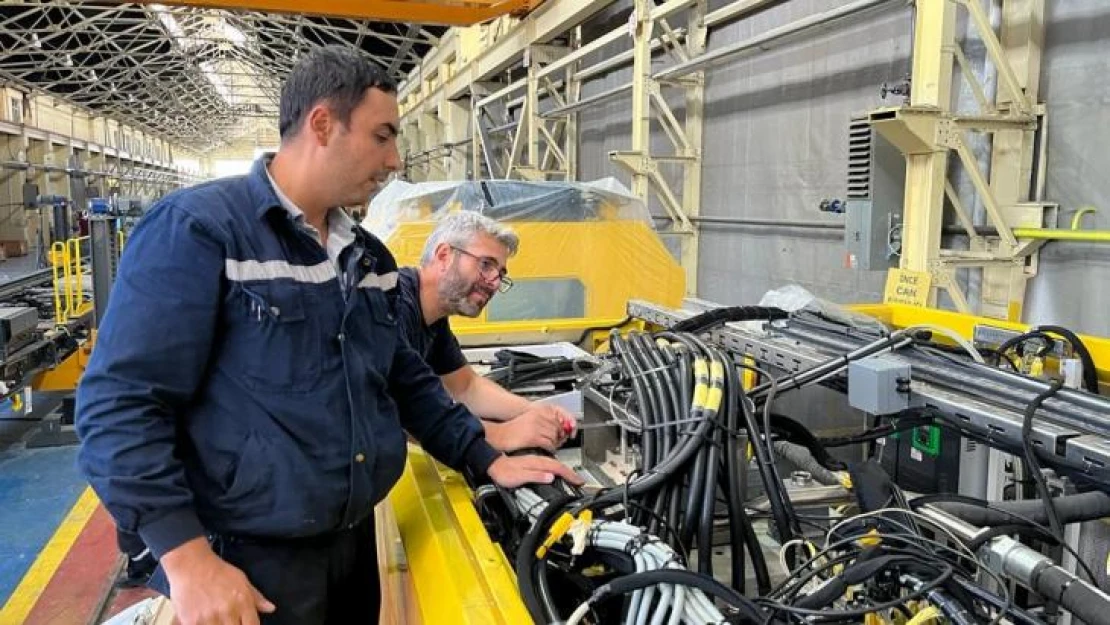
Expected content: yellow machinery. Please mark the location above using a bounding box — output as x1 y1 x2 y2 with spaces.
375 298 1110 623
365 178 686 347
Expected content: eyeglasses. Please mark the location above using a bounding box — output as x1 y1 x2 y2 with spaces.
450 246 514 293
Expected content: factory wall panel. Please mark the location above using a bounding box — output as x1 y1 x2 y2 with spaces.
1024 1 1110 337
577 1 911 307
576 0 1110 336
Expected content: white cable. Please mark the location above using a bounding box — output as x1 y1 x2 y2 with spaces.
508 499 724 624
902 324 986 364
626 549 646 625
667 583 685 625
648 574 674 625
565 600 592 625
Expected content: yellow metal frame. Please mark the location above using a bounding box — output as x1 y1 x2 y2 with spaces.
134 0 544 26
34 333 96 392
850 303 1110 391
378 444 529 624
51 237 94 325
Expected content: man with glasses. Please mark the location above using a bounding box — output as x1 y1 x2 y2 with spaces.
394 212 575 453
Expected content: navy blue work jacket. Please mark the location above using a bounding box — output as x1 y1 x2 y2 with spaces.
75 158 499 559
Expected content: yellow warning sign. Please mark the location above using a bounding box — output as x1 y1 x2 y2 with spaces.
883 269 932 306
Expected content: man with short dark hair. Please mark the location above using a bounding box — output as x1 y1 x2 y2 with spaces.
76 45 580 625
396 212 575 453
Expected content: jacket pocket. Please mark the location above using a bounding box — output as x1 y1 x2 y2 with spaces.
227 282 323 393
214 431 275 519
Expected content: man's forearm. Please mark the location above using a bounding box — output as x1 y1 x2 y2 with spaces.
461 375 532 421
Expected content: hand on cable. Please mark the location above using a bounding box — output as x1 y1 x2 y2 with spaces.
485 403 573 452
160 536 275 625
487 454 584 489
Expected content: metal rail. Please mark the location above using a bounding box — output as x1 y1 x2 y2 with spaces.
0 267 54 301
627 299 1110 486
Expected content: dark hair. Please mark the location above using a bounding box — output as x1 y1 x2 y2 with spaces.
279 45 397 140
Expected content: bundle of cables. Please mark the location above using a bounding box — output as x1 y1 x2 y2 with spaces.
484 349 600 394
753 463 1040 625
487 326 783 623
991 325 1100 394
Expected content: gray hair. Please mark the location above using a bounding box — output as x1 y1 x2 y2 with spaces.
419 212 520 266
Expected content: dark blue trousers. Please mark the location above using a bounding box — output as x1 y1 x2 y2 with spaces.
151 515 380 624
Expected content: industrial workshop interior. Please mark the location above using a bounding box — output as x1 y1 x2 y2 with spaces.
2 0 1110 623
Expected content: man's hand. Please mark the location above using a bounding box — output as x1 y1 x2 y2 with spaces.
487 454 585 489
485 403 575 452
160 537 275 625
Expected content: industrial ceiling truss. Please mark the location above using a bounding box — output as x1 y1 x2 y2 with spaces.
0 1 447 152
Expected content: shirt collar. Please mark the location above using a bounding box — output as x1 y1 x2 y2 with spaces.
259 153 357 252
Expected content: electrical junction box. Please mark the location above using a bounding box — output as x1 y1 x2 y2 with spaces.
844 116 905 271
848 355 914 415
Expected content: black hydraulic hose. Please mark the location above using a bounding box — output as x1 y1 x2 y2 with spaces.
594 569 766 623
677 354 710 545
1023 380 1066 539
611 334 655 528
696 426 718 576
515 494 573 623
627 334 667 530
534 560 561 623
695 348 727 576
951 577 1042 625
576 337 717 514
640 334 679 465
1036 324 1100 394
629 334 665 473
634 334 679 538
761 374 803 539
669 304 788 334
920 491 1110 527
682 439 709 548
1032 562 1110 625
721 360 746 592
650 343 688 541
724 358 772 594
997 325 1100 394
737 383 794 545
622 334 660 480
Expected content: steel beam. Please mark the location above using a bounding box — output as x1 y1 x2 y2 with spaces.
898 0 956 308
132 0 543 27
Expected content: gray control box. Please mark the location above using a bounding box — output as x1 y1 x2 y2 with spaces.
844 117 904 270
848 355 913 415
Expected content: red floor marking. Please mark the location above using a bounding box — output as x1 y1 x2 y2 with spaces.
24 505 120 625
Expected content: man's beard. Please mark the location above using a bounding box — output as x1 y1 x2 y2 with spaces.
439 266 495 317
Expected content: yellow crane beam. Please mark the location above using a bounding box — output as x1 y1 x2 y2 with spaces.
128 0 544 26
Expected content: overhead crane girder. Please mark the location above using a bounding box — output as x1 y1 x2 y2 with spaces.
127 0 544 26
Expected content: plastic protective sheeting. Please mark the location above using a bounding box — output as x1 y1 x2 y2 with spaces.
363 177 652 242
759 284 888 334
362 178 684 336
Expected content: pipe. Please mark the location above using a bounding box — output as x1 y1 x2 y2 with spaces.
1071 206 1098 230
925 492 1110 528
655 0 901 80
1013 228 1110 243
655 215 844 229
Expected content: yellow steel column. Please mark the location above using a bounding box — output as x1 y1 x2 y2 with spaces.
900 0 957 307
679 0 707 296
565 26 582 181
979 0 1045 320
526 47 540 175
628 0 654 201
